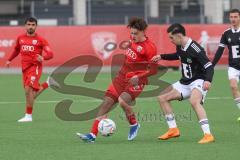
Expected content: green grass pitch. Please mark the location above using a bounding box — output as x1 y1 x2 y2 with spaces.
0 69 239 160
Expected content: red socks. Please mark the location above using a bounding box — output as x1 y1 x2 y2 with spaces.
41 82 49 89
26 106 33 114
127 113 137 125
91 119 100 136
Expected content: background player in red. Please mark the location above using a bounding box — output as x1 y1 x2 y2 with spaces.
5 17 53 122
77 17 157 142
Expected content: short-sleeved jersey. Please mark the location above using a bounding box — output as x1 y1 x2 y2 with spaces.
176 38 212 85
118 37 157 79
14 33 49 70
219 27 240 69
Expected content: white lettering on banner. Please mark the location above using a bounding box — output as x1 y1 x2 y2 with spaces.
0 40 15 47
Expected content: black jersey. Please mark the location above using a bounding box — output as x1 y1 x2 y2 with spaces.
218 27 240 69
161 38 213 85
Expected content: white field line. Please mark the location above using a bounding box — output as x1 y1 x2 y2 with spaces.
0 96 233 105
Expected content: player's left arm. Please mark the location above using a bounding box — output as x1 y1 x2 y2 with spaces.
128 44 158 86
191 44 214 90
136 63 158 79
42 39 53 60
137 45 158 79
128 63 157 86
129 62 158 85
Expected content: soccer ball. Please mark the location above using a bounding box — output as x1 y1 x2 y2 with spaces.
98 119 116 136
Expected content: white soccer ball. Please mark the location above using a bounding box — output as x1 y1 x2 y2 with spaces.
98 119 116 136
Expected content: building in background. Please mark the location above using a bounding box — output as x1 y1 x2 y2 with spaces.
0 0 239 26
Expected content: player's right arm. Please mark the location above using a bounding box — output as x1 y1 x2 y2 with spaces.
6 37 20 67
212 32 227 66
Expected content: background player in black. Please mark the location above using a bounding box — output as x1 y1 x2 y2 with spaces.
212 9 240 121
151 23 214 144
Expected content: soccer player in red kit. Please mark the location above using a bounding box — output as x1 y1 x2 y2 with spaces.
77 17 157 142
6 17 53 122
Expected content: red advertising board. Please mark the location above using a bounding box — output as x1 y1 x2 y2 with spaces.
0 24 230 68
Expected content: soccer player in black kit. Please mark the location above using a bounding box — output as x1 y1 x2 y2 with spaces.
212 9 240 121
151 23 215 144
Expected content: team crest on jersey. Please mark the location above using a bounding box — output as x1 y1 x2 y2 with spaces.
228 38 231 43
187 58 192 63
136 46 143 52
32 40 38 45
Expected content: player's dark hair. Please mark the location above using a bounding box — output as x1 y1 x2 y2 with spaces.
167 23 186 36
229 9 240 15
127 17 148 31
25 17 38 25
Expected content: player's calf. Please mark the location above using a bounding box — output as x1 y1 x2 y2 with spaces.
118 95 140 140
18 87 34 122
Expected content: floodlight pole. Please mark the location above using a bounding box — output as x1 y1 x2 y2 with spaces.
20 0 24 14
30 1 35 17
144 0 149 23
87 0 92 25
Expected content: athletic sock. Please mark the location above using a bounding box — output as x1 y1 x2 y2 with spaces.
127 113 137 125
165 114 177 128
199 119 211 134
25 106 33 115
91 119 100 136
234 97 240 110
41 82 49 89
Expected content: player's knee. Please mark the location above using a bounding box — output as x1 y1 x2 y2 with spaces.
24 89 30 97
102 101 113 110
189 99 200 107
118 98 128 108
230 81 238 91
103 97 115 107
158 94 168 103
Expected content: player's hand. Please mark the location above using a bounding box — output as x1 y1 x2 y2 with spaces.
151 55 161 63
36 54 43 62
203 81 211 91
129 75 139 86
120 40 131 49
5 61 11 68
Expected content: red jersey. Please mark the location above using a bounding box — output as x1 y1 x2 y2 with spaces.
119 37 157 79
8 33 53 71
105 37 157 102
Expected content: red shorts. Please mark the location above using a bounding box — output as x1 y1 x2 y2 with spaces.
22 65 42 91
105 75 146 102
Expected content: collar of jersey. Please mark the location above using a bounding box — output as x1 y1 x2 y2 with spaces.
181 38 192 51
25 33 38 37
231 27 240 33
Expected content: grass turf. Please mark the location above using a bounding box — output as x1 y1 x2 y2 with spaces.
0 69 239 160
